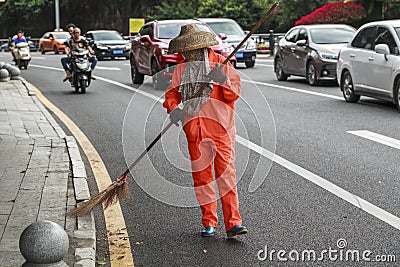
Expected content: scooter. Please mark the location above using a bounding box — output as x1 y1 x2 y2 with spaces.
14 42 31 69
70 48 92 94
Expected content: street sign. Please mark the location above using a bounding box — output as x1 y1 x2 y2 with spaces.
129 18 145 34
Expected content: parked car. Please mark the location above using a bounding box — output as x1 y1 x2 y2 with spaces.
198 18 257 68
337 19 400 111
28 40 37 52
84 30 130 60
130 19 237 90
0 42 10 52
39 30 70 54
274 24 355 86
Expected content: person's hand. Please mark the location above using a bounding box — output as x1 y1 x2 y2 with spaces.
169 108 184 126
208 64 227 84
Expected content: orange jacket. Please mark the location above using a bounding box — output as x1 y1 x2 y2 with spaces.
163 49 241 141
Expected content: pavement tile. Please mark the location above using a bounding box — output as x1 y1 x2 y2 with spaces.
0 202 13 215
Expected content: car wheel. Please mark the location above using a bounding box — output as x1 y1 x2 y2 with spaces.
40 46 45 54
275 57 288 81
394 79 400 112
341 71 360 103
245 60 255 68
306 62 318 86
151 60 167 90
54 46 59 54
130 56 144 84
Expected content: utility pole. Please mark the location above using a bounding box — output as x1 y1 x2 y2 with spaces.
55 0 60 30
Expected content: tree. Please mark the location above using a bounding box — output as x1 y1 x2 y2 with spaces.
295 2 366 26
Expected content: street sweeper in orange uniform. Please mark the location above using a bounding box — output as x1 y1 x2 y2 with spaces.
163 24 248 238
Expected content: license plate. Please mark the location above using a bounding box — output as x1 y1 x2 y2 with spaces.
236 52 243 58
113 50 123 55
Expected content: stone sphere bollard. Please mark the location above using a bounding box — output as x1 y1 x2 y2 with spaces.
19 221 69 266
0 69 10 82
0 61 5 69
3 63 12 70
9 66 21 78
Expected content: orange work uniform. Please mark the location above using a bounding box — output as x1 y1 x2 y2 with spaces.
163 49 242 232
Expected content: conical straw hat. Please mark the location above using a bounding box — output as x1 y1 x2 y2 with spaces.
169 24 218 53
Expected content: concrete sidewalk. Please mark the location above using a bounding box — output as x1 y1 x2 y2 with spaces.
0 79 95 266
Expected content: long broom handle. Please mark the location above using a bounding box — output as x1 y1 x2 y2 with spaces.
121 2 280 177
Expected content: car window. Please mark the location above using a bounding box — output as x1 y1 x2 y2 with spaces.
140 25 154 39
157 23 211 39
309 27 354 44
206 21 244 36
352 26 376 49
285 28 299 43
53 33 70 39
92 31 124 41
395 27 400 41
158 24 182 39
297 28 308 41
375 26 398 54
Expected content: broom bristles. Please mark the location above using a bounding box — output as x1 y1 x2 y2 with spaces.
67 176 130 217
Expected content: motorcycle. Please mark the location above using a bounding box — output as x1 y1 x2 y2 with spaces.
14 42 31 69
70 48 92 94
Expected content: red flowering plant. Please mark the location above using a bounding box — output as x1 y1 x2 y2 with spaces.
295 2 366 26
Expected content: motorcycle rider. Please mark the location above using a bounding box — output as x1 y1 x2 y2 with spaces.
61 23 76 81
63 27 97 82
10 30 27 62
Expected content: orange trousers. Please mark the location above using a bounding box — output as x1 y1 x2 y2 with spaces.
187 134 242 232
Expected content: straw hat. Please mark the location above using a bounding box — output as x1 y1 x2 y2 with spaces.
169 24 218 53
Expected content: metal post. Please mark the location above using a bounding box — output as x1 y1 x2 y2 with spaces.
55 0 60 30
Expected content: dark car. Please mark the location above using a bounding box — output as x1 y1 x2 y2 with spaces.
274 24 355 86
198 18 257 68
130 19 237 90
84 30 130 60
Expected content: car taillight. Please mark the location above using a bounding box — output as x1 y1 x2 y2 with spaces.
338 51 341 60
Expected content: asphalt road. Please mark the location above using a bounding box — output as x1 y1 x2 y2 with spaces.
3 51 399 266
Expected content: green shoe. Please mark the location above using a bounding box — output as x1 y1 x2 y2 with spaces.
201 226 215 237
227 225 248 237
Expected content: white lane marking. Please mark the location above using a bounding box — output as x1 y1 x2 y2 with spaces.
32 56 46 60
255 64 273 67
95 66 121 71
242 79 343 100
235 135 400 230
348 130 400 150
30 63 400 230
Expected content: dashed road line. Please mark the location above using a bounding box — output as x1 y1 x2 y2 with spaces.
348 130 400 150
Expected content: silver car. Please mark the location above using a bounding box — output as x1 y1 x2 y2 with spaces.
337 19 400 111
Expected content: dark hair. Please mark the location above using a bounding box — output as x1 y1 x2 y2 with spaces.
65 23 76 29
17 29 24 33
